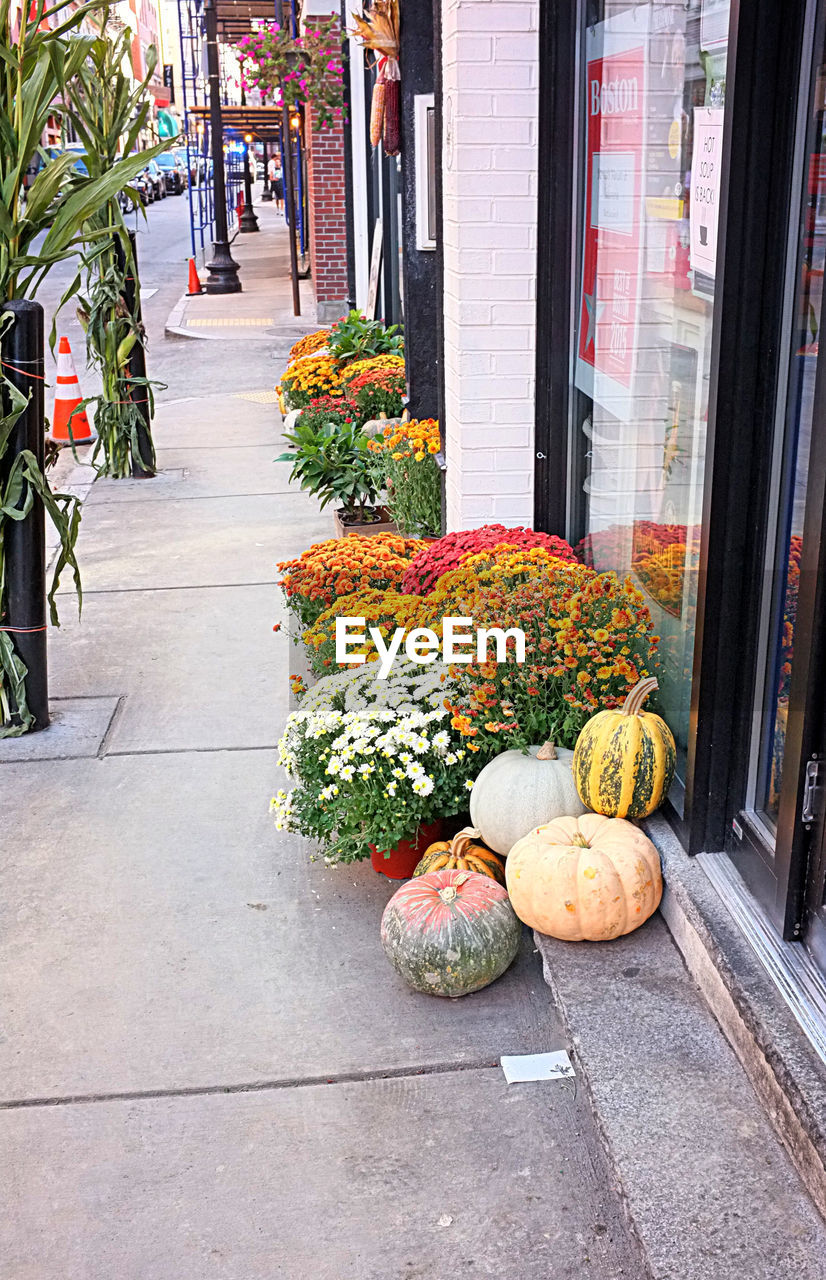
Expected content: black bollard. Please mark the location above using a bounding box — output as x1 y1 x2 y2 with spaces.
239 137 259 233
118 230 156 478
0 299 49 729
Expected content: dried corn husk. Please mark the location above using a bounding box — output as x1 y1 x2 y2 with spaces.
350 0 400 59
370 77 386 147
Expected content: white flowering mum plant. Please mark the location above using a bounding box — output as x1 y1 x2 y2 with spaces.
271 658 491 863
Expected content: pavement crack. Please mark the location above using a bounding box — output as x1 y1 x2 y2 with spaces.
0 1059 502 1111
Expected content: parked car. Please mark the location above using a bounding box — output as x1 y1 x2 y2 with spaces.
156 152 185 194
142 159 166 201
172 147 192 187
119 170 151 212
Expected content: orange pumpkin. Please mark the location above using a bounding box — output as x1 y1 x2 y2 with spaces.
505 813 662 941
413 827 506 885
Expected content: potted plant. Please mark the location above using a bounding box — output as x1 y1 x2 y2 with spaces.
327 309 404 365
367 416 443 538
345 366 407 426
276 414 396 536
278 354 344 412
271 658 492 877
0 0 173 733
277 532 425 630
399 523 578 594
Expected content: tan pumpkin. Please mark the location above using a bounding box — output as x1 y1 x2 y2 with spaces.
413 827 506 885
505 812 662 941
469 741 587 856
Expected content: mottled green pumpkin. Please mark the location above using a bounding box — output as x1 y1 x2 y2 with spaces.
381 869 521 998
413 827 506 885
573 676 676 819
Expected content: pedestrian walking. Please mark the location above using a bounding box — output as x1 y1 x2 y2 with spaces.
268 156 283 211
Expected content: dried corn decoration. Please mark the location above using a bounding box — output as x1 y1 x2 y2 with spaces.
351 1 401 156
370 78 386 146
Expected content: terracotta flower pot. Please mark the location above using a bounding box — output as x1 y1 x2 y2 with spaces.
370 820 444 880
333 506 397 538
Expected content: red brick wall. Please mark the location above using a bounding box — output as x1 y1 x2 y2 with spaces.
306 101 349 317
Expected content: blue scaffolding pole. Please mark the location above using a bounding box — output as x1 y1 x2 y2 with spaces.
177 0 244 264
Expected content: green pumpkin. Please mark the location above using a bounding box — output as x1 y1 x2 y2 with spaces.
381 869 521 997
573 676 676 819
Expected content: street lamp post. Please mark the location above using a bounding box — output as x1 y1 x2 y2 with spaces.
203 0 241 293
260 138 273 201
239 133 259 233
281 97 301 315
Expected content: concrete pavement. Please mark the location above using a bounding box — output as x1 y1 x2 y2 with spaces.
0 199 642 1277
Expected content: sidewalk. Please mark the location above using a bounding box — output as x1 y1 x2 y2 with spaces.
165 190 316 341
0 205 642 1278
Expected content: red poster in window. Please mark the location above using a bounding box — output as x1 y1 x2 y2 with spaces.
575 9 648 422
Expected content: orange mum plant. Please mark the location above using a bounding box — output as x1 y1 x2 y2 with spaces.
277 533 426 629
368 417 442 537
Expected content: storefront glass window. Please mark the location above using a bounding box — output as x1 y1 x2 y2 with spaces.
572 0 730 800
754 68 826 826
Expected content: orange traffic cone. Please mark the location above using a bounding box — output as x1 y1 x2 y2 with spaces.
50 336 95 446
186 257 203 296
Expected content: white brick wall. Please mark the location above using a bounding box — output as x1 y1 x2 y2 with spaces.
442 0 539 531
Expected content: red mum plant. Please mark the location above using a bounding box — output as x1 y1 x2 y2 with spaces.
297 395 358 434
401 524 577 595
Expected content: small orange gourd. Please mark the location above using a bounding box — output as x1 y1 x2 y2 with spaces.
413 827 506 885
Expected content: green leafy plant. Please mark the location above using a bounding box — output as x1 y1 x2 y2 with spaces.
0 0 163 731
63 21 172 476
327 310 404 365
271 659 491 863
276 416 380 521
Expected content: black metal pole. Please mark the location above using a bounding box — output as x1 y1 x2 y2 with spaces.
0 300 48 730
281 100 301 315
260 138 273 201
120 231 156 479
239 138 259 233
204 0 241 293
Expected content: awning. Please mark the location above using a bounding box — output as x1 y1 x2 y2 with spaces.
186 103 283 141
157 108 180 138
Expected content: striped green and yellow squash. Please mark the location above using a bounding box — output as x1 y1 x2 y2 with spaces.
572 677 676 819
413 827 506 886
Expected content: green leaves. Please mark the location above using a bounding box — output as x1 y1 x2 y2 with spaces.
0 3 176 302
327 310 404 364
59 18 171 478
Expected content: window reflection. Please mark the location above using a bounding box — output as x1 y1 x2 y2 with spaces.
573 0 730 798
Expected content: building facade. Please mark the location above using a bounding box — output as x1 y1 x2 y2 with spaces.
337 0 826 1206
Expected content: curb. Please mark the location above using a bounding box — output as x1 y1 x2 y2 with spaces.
646 813 826 1221
163 293 193 340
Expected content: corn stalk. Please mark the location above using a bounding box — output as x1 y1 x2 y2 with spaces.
0 0 171 731
61 22 172 476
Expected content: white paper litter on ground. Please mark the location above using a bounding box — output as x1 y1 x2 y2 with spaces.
500 1051 574 1083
